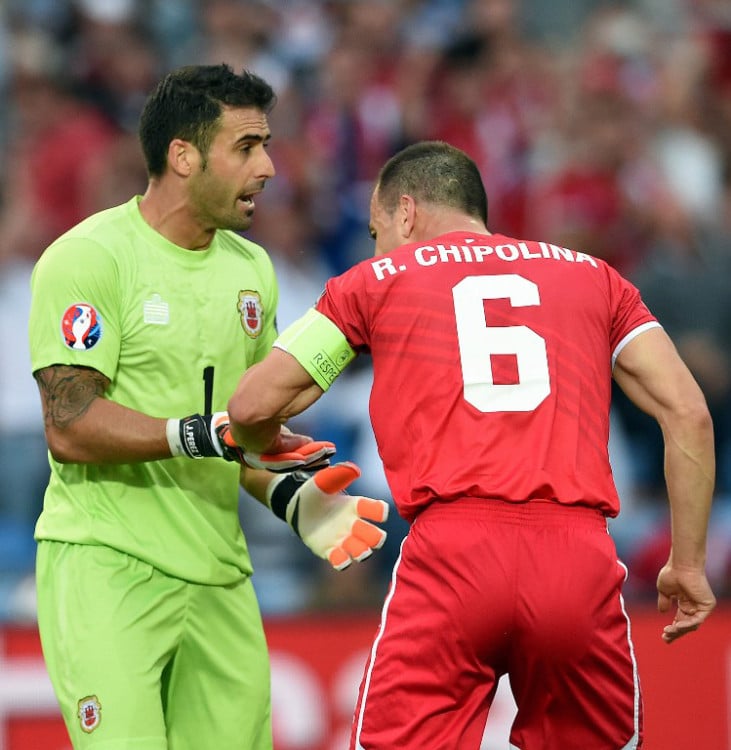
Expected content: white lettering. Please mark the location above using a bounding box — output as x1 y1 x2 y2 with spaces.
495 244 519 261
437 244 463 262
575 252 598 267
472 245 494 261
550 244 574 261
371 257 398 280
405 239 600 271
519 242 542 260
415 246 437 266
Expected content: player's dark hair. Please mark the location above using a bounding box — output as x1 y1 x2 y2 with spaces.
376 141 488 223
139 64 276 177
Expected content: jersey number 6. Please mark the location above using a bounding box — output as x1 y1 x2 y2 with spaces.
452 274 550 413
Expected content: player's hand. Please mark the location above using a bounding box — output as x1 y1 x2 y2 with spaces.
656 563 716 644
235 426 336 473
266 462 389 570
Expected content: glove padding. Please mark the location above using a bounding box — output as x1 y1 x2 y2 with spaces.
218 422 336 472
241 441 336 472
267 462 389 570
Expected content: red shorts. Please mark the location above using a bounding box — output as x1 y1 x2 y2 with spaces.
350 498 642 750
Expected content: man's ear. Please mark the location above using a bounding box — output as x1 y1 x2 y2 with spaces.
398 194 417 240
168 138 198 177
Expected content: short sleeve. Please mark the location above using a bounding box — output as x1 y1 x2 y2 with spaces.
607 266 660 366
29 237 122 380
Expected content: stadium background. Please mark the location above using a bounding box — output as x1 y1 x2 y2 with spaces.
0 0 729 747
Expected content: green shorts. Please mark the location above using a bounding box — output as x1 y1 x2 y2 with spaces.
36 541 272 750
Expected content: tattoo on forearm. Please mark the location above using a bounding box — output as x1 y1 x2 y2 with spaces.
35 366 109 429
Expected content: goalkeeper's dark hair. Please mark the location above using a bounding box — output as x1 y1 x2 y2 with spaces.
376 141 488 224
139 64 276 177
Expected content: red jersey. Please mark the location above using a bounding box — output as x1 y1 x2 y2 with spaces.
316 231 658 521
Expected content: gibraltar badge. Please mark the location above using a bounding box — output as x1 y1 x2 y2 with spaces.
78 695 102 733
238 290 263 338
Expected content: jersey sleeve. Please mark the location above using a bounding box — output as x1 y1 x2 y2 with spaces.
28 237 123 381
607 266 661 367
314 265 372 350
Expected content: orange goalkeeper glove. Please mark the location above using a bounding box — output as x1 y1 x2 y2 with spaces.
240 438 336 472
266 462 389 570
218 419 335 472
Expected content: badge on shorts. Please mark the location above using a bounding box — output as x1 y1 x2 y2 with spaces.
78 695 102 733
238 290 263 338
61 303 103 350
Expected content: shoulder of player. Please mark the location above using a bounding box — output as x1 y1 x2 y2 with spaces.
36 204 131 272
216 230 273 265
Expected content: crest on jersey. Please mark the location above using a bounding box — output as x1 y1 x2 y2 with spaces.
78 695 102 733
61 303 102 351
238 290 263 338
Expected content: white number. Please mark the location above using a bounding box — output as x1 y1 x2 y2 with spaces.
452 274 550 412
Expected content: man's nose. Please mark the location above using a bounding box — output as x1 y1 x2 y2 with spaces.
258 150 275 179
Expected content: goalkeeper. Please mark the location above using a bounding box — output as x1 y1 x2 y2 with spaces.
28 64 387 750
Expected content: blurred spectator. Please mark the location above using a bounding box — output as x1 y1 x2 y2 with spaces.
68 11 162 131
304 2 410 272
615 152 731 495
0 29 119 262
0 257 49 620
181 0 291 91
525 6 671 274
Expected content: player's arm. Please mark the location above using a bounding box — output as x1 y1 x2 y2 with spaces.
613 325 716 642
34 364 170 463
228 348 323 452
228 307 356 453
34 363 328 468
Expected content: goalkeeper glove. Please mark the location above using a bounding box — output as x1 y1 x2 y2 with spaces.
168 413 336 471
167 412 245 461
240 440 335 472
266 462 389 570
218 421 335 472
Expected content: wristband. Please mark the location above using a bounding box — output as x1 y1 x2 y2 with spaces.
166 418 186 457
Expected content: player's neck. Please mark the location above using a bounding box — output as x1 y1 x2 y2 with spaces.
413 212 490 242
138 185 215 251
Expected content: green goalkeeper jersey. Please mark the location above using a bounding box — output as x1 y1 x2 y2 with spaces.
28 196 279 585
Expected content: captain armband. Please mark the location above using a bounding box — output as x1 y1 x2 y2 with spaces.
274 308 356 391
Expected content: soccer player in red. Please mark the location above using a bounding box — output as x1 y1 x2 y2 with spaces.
227 141 717 750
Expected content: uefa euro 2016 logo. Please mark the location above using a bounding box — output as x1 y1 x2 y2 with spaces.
61 303 103 350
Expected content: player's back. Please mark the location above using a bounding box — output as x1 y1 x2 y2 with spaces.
319 231 658 520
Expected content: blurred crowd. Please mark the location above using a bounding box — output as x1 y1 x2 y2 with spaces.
1 0 730 622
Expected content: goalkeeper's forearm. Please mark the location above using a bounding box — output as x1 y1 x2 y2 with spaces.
240 464 278 507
